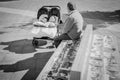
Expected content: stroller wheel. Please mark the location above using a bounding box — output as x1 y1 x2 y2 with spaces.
32 38 39 47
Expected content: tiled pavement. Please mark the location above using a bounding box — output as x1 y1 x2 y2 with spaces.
0 7 55 80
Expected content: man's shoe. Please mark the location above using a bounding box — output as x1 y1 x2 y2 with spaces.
38 36 54 40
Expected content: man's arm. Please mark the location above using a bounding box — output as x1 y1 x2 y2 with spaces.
63 17 74 33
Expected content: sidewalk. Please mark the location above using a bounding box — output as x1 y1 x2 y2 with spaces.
0 7 55 80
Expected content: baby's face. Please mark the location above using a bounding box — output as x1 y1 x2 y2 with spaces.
41 17 47 23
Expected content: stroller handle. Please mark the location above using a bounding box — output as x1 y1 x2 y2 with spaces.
42 5 61 10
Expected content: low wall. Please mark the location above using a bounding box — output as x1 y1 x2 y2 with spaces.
70 24 93 80
36 24 93 80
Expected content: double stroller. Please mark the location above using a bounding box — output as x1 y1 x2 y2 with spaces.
32 6 62 47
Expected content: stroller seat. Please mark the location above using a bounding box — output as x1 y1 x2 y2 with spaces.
48 7 60 24
37 6 61 24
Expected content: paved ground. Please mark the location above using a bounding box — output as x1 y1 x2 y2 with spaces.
0 15 55 80
0 17 55 80
0 1 56 80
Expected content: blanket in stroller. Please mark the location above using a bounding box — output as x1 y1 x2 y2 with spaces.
31 26 57 38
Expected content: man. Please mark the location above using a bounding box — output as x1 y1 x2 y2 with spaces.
52 1 84 48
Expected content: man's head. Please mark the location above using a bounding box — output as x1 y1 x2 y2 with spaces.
67 1 76 12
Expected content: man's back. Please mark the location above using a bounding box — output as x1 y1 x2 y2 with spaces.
63 10 83 39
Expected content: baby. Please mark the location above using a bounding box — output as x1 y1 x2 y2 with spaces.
33 14 56 28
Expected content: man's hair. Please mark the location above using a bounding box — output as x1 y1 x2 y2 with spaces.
67 1 76 11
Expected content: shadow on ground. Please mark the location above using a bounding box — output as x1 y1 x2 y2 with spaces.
0 39 47 54
0 51 54 80
0 31 6 34
0 0 18 2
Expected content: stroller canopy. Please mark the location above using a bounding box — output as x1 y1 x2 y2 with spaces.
37 6 61 23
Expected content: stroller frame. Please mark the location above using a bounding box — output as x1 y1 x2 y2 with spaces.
32 5 61 47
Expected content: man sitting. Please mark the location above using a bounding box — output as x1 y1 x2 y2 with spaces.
52 1 84 48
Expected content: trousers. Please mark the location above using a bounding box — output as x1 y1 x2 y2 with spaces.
53 33 72 48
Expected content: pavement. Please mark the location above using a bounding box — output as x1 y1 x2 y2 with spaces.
0 1 56 80
0 15 55 80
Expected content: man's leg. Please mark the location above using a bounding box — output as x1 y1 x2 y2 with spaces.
54 33 71 48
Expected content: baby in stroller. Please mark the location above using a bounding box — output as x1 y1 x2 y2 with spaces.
33 6 60 28
32 6 61 47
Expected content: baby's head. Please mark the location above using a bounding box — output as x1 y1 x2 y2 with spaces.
49 16 56 22
39 14 48 23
